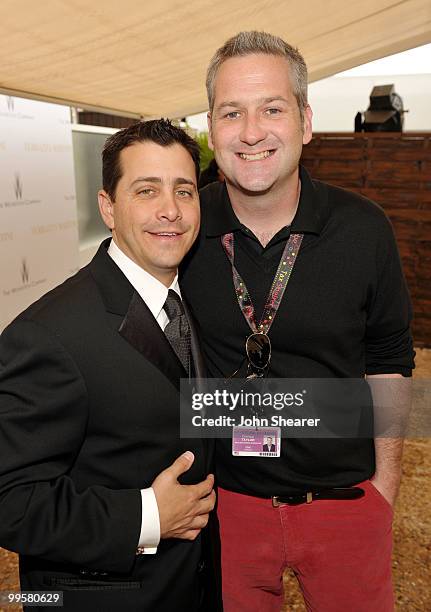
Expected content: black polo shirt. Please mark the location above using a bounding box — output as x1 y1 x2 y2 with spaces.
181 166 414 496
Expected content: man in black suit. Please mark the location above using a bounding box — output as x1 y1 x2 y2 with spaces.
262 438 276 453
0 119 217 611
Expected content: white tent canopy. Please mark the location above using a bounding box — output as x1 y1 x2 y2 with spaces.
1 0 430 119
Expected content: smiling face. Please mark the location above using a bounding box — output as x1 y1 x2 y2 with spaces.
98 141 200 286
208 53 312 200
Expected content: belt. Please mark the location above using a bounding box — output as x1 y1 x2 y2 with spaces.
272 486 364 507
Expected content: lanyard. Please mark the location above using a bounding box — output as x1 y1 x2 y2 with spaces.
221 231 303 335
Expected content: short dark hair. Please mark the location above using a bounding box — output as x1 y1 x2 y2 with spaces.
102 119 200 200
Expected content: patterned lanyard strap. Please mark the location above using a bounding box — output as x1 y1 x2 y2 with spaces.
221 231 303 335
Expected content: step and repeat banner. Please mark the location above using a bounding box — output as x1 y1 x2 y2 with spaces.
0 95 79 331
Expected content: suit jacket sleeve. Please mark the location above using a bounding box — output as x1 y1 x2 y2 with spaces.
0 317 141 573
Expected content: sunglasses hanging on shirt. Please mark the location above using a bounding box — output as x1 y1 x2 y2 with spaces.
245 332 272 378
221 231 303 379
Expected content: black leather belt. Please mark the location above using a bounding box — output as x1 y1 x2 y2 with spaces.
272 487 365 507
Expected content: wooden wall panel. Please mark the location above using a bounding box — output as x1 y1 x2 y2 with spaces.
300 132 431 347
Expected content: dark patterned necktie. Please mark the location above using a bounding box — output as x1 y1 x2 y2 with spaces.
163 289 191 375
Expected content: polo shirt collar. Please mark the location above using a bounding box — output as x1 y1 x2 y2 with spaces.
204 182 242 237
204 165 325 237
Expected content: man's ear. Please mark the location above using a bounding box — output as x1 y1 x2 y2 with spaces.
302 104 313 145
207 112 214 151
98 190 115 230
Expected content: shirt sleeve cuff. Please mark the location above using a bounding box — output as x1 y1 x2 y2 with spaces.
137 487 161 554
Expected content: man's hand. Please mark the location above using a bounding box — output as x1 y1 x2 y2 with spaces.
370 437 403 508
370 471 401 508
152 451 216 541
367 373 411 509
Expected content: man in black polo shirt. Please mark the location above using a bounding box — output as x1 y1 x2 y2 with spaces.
181 31 414 611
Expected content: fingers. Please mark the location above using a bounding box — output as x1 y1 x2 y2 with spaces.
189 514 209 531
194 490 216 516
188 473 215 500
166 489 214 537
154 460 216 541
165 450 195 480
173 513 210 540
179 529 201 541
196 513 210 529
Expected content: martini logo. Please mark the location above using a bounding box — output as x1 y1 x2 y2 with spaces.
21 258 30 284
14 173 23 200
6 96 14 112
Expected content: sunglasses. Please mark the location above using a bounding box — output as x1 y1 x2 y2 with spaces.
245 333 271 379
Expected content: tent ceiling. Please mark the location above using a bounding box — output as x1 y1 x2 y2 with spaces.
1 0 430 119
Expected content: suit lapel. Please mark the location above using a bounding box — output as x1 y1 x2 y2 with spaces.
89 240 185 389
89 240 213 475
119 291 185 390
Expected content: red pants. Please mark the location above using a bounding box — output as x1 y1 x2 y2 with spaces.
217 481 394 612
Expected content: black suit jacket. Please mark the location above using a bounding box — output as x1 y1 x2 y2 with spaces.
262 444 276 452
0 240 218 611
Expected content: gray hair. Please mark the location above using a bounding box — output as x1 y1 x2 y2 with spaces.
206 31 308 121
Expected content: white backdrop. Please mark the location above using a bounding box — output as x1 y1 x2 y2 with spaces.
0 95 79 331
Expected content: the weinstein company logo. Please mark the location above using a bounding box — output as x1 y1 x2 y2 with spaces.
6 96 14 112
1 95 33 120
14 173 23 200
3 257 46 297
3 257 46 296
21 258 30 284
0 172 40 209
